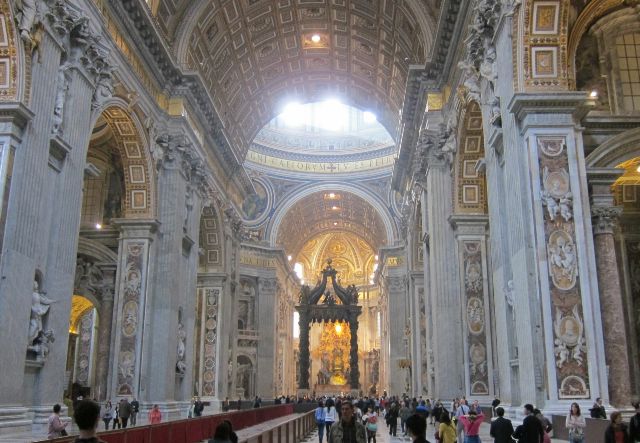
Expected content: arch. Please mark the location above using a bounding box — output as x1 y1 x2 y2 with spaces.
567 0 626 88
0 1 27 103
77 237 118 264
267 183 396 252
453 100 488 214
585 127 640 168
199 204 224 272
171 1 439 161
89 102 156 219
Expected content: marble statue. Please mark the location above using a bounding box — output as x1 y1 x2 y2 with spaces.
15 0 38 44
52 65 70 136
176 321 187 375
28 281 56 346
27 329 55 361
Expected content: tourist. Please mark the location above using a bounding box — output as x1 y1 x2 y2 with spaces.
513 404 544 443
431 401 444 429
491 397 501 418
47 403 68 439
455 399 470 442
416 400 428 419
386 401 399 436
590 397 607 419
194 396 205 416
223 419 239 443
400 401 411 435
328 401 366 443
363 406 378 443
113 401 120 429
208 421 233 443
630 401 640 442
490 407 514 443
458 409 484 443
222 397 230 411
316 400 326 443
325 398 338 435
436 411 456 443
148 404 162 424
253 396 261 408
118 398 131 428
189 398 196 418
405 413 431 443
101 401 113 430
566 402 586 443
130 398 139 426
604 411 630 443
73 399 106 443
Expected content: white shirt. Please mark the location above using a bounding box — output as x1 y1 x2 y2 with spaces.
325 406 338 423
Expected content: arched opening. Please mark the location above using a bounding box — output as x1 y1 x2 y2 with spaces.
65 295 99 401
235 354 255 399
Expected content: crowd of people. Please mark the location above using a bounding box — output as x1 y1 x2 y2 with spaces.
46 393 640 443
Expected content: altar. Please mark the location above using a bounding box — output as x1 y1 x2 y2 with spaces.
296 260 362 393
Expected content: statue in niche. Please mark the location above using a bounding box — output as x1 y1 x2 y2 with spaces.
176 321 187 375
28 281 57 347
15 0 38 44
52 64 70 136
184 186 194 233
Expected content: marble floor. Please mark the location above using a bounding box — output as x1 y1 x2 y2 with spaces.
301 420 567 443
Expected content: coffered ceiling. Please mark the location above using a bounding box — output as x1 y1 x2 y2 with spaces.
275 190 388 256
154 0 440 162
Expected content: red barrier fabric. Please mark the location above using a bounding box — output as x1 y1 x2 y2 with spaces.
38 404 294 443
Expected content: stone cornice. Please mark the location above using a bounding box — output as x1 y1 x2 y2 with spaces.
449 214 489 235
508 92 594 122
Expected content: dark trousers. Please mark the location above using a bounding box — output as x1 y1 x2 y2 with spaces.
130 412 137 426
103 419 110 430
121 417 129 428
112 419 120 429
389 419 397 436
317 422 325 443
367 429 377 443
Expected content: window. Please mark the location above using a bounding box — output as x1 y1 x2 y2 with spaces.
616 33 640 111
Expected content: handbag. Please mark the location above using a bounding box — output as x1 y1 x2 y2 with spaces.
366 421 377 432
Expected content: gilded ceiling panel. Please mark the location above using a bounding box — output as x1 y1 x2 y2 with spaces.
155 0 438 161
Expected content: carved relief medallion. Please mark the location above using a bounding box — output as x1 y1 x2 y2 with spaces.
467 297 485 335
559 375 589 399
547 230 578 290
537 136 564 157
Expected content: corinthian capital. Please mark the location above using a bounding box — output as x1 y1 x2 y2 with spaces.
591 206 622 235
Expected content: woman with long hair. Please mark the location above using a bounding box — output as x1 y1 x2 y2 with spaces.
437 411 457 443
565 402 586 443
324 398 337 436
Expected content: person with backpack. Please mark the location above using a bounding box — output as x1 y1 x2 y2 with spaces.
436 411 457 443
364 406 378 443
315 400 327 443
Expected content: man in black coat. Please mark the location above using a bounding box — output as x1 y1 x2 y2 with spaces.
513 404 544 443
490 407 514 443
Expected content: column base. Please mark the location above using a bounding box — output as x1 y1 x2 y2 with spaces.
0 406 31 436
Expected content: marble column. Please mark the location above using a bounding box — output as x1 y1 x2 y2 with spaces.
95 276 115 401
256 277 277 398
451 215 494 399
424 149 464 400
589 168 631 407
109 220 157 402
383 264 408 397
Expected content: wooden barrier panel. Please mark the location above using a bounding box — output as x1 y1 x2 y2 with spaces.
38 404 294 443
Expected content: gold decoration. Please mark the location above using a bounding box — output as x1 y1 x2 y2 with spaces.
312 322 351 386
69 295 94 333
